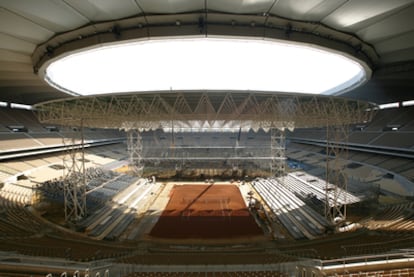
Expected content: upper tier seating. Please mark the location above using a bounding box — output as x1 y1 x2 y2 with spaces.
0 107 125 156
288 105 414 150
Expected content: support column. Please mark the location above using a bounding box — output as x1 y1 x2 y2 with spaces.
325 123 349 224
270 128 286 177
127 129 143 176
62 121 86 223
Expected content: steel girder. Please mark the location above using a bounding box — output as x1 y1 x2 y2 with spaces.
34 91 376 132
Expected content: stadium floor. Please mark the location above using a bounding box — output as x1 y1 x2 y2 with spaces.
149 184 263 240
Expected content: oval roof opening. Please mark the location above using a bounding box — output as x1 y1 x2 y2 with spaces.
44 38 369 96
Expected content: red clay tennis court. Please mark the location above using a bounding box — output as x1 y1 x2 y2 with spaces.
150 184 263 239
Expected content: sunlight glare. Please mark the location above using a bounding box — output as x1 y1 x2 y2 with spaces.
45 38 366 96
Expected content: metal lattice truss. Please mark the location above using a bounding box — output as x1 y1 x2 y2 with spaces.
34 91 376 132
325 122 349 223
34 91 377 222
127 129 144 176
324 121 351 224
270 128 287 177
61 124 87 222
320 96 371 223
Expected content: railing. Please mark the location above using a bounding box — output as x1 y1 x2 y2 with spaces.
318 249 414 273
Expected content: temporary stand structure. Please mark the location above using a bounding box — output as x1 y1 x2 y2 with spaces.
35 91 376 224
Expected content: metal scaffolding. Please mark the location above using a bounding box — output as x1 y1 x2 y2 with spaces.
270 128 286 177
319 98 374 224
61 122 86 222
127 129 144 176
324 122 349 224
33 91 377 222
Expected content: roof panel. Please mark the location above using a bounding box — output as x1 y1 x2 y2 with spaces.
137 0 204 14
0 0 89 32
0 87 68 105
0 71 38 80
270 0 347 21
356 5 414 43
207 0 273 14
0 79 49 88
380 46 414 64
323 0 413 31
375 31 414 54
0 61 32 73
0 33 36 54
0 49 31 63
64 0 142 22
0 7 54 43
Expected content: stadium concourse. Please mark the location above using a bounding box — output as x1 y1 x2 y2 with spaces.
1 1 414 277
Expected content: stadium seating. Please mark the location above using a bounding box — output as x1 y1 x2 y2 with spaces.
252 178 329 239
0 107 125 158
287 171 361 205
289 106 414 150
0 107 44 132
1 105 414 277
363 202 414 231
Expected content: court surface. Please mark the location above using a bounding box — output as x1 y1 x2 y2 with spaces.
149 184 263 239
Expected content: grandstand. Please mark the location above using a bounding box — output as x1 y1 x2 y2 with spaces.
2 97 414 277
1 1 414 277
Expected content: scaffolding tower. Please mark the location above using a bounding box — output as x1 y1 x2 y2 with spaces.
61 122 86 222
270 128 286 177
127 129 144 176
324 122 350 224
320 98 372 224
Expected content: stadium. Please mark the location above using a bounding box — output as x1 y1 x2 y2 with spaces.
1 1 414 276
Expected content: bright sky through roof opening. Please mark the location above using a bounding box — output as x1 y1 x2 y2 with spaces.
45 38 365 96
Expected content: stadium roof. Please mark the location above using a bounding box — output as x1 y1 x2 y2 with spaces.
1 1 414 105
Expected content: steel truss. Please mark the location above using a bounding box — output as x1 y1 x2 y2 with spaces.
325 123 349 224
320 98 374 224
61 122 86 223
270 128 286 177
35 92 375 132
34 92 377 221
127 129 144 176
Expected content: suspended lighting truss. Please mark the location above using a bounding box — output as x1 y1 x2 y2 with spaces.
35 91 375 131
